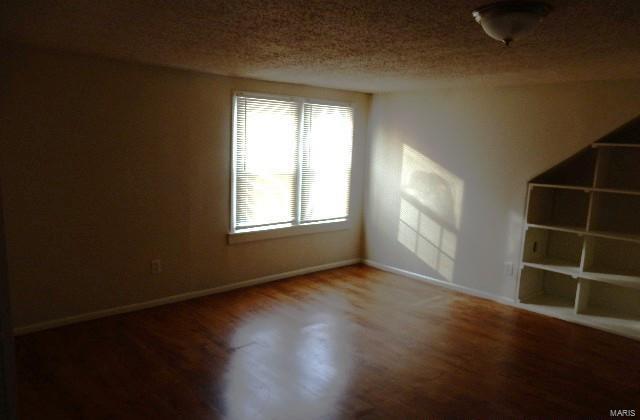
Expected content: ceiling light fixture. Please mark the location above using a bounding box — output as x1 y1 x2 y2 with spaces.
472 1 552 46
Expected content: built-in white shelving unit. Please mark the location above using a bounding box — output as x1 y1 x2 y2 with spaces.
517 137 640 340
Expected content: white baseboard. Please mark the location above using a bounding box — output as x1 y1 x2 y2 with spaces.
364 259 640 341
16 257 635 342
13 258 362 336
363 259 515 306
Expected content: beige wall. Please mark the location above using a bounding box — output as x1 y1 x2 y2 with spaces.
5 44 640 330
365 81 640 299
0 47 369 329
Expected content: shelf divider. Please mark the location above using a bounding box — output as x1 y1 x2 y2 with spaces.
574 279 591 313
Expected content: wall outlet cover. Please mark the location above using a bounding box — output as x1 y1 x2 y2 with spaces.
151 259 162 274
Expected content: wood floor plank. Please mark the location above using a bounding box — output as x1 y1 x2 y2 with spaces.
15 265 640 418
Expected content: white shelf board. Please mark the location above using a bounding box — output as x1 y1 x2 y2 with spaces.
580 270 640 290
519 294 576 317
592 186 640 197
518 298 640 341
522 258 580 278
527 223 640 245
523 258 640 289
579 306 640 339
592 143 640 149
529 183 591 192
587 229 640 244
526 223 587 235
529 183 640 197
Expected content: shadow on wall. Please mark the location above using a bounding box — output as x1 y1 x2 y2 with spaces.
397 145 464 282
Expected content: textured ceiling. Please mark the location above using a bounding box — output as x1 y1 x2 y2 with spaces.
2 0 640 92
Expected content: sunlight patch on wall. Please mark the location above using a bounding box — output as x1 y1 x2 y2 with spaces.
397 145 464 281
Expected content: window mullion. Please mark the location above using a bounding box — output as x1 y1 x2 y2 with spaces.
294 99 305 226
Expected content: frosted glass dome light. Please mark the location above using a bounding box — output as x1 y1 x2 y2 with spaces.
472 1 552 46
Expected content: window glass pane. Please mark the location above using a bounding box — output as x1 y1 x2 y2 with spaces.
300 103 353 222
234 96 299 229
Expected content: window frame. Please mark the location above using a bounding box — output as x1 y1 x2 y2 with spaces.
228 91 354 244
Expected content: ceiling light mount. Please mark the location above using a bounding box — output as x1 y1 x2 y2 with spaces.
472 1 552 46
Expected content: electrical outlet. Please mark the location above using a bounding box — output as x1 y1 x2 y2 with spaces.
504 262 514 277
151 259 162 274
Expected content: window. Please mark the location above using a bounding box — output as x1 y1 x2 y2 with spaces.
231 92 354 236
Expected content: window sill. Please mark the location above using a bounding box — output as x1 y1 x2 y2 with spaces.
228 220 350 244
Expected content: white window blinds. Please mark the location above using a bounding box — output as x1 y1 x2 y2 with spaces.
300 103 353 223
232 93 353 232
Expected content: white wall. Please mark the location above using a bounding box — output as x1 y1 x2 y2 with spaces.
0 47 369 329
365 81 640 300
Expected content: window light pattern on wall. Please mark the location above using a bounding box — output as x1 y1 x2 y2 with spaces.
233 93 353 232
397 145 464 281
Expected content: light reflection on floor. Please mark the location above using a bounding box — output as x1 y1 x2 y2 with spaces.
224 307 352 419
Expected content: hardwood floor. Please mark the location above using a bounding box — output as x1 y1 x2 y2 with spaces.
16 265 640 419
